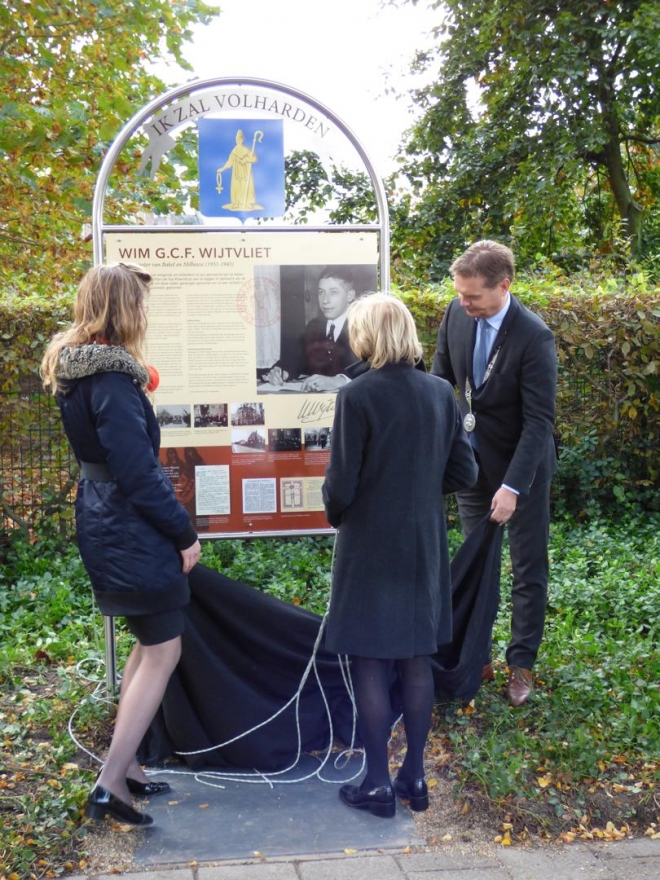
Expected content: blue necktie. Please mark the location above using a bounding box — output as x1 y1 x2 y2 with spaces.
473 318 492 387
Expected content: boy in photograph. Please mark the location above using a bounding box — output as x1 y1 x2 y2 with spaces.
264 266 359 392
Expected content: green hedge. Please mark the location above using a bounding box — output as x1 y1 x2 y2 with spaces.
1 268 659 540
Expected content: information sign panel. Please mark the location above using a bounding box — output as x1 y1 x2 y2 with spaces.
105 230 378 536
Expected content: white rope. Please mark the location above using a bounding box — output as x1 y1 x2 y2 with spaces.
169 608 365 789
67 536 368 789
67 657 115 766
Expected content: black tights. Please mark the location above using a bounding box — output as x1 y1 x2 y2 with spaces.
350 655 434 789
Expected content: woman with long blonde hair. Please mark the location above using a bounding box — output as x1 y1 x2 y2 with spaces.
42 262 200 827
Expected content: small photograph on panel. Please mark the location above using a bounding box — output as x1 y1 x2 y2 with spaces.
156 404 191 429
194 403 228 429
230 401 265 426
304 427 332 451
231 427 266 453
268 428 302 453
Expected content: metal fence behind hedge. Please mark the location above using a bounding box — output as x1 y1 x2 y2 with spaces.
1 380 78 544
1 365 655 545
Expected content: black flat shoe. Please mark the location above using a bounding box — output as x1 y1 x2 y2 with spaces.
393 776 429 812
85 785 153 826
339 783 395 818
126 778 171 796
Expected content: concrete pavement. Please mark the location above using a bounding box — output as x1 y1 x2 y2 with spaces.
69 837 660 880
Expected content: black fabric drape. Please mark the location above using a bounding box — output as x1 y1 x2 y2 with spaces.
432 515 503 702
139 565 357 771
139 515 501 770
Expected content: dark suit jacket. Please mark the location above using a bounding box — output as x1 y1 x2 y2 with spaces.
431 294 557 494
283 317 357 379
322 363 478 658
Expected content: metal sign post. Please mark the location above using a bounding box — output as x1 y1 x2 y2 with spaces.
92 76 390 693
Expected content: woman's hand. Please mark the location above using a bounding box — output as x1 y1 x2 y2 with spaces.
180 539 201 573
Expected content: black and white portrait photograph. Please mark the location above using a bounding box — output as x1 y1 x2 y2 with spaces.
255 263 378 394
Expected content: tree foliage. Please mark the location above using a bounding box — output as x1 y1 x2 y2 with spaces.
395 0 660 279
284 150 378 224
0 0 214 299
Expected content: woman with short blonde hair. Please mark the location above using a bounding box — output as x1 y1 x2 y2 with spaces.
323 293 477 818
347 293 423 370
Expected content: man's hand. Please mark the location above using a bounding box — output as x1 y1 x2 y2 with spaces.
264 365 289 386
180 540 201 574
489 486 518 526
300 374 348 392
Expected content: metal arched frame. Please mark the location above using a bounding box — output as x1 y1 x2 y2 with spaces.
92 76 390 284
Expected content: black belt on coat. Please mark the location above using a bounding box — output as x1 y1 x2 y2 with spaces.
80 461 114 482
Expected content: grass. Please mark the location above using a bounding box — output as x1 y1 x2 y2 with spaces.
1 516 659 876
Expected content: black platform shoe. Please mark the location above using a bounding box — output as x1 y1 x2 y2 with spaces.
85 785 153 826
126 778 171 797
393 776 429 812
339 783 395 818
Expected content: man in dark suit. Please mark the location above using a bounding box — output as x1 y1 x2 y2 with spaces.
264 266 359 392
432 240 557 706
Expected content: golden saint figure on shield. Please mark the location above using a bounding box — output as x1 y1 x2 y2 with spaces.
216 129 264 211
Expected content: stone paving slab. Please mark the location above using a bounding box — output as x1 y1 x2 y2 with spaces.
297 854 406 879
96 872 192 880
496 842 617 878
197 865 300 880
593 856 660 879
406 872 509 880
394 852 501 872
591 838 660 860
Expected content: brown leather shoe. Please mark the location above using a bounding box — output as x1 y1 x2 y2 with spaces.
506 667 533 707
482 662 495 682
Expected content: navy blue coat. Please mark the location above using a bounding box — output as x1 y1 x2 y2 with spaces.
57 346 196 617
322 362 478 658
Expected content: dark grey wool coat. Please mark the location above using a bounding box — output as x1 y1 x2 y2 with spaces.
56 344 197 618
322 362 478 659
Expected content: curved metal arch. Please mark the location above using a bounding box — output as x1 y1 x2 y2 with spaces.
92 76 390 285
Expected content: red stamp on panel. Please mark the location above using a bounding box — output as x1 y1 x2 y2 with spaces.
237 276 280 327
